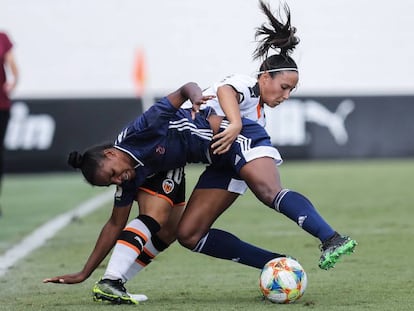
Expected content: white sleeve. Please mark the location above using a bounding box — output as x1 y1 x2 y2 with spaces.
214 74 256 104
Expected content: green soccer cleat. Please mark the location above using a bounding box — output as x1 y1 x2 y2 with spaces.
92 278 139 305
319 232 357 270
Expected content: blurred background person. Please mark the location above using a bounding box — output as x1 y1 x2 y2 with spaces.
0 31 19 217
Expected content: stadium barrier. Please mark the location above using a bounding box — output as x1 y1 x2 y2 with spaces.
266 95 414 159
4 95 413 173
4 98 142 173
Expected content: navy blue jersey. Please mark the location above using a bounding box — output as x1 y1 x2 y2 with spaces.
113 97 213 206
115 96 215 180
113 96 278 207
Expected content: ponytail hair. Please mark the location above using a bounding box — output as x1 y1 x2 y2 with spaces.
254 1 299 76
68 142 113 185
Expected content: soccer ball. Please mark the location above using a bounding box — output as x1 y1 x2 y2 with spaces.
259 257 307 304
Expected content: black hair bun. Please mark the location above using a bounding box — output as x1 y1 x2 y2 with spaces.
67 151 83 168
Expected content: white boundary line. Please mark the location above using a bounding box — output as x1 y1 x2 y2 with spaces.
0 190 113 277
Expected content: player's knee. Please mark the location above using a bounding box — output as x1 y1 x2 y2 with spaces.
176 226 200 250
253 182 282 206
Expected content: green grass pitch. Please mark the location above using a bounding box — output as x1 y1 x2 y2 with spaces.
0 160 413 310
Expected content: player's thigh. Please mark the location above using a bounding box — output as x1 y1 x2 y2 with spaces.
239 157 283 206
137 191 173 227
177 188 239 246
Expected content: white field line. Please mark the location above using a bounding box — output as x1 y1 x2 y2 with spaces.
0 190 113 277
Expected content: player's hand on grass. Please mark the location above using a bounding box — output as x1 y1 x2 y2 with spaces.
43 272 87 284
211 122 242 154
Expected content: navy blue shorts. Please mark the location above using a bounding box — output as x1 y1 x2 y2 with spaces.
193 164 248 194
195 119 283 194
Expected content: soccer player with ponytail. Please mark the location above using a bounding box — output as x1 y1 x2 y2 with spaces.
175 0 356 276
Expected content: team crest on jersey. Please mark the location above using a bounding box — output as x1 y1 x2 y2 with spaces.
162 178 174 194
155 145 165 155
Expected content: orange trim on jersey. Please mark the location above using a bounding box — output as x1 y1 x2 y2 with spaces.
124 227 149 243
256 103 262 119
117 240 141 255
138 187 174 207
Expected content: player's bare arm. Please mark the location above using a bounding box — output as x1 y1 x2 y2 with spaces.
43 203 132 284
211 85 242 154
167 82 215 111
